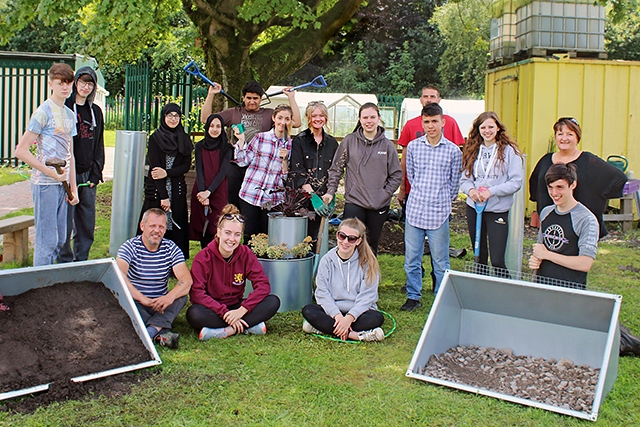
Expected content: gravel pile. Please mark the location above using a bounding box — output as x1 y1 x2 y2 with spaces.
420 345 599 413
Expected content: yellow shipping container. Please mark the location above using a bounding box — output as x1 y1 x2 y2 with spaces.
486 57 640 215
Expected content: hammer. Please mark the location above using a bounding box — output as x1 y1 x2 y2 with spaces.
45 158 74 201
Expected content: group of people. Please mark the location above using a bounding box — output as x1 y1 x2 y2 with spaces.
117 204 385 347
17 64 635 350
16 63 105 266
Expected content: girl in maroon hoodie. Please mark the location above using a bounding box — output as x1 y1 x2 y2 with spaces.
187 204 280 339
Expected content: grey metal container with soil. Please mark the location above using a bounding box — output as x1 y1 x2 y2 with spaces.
0 259 161 401
406 270 620 421
260 213 314 312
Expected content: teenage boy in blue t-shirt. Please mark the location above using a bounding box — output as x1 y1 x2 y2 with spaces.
15 63 78 266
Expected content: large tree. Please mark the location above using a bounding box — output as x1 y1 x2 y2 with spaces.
0 0 365 107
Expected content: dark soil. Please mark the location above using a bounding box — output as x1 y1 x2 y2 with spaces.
0 281 153 412
357 199 540 256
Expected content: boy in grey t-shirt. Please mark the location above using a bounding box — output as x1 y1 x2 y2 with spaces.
15 63 78 266
528 163 598 288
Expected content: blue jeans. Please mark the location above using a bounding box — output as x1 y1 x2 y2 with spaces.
404 219 450 299
32 183 68 266
59 171 97 262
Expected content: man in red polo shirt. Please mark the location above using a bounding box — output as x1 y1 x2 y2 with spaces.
397 85 464 203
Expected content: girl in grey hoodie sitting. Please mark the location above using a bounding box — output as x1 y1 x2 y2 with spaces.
301 218 385 342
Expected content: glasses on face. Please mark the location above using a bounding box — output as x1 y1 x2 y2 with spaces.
557 117 579 126
222 214 245 223
78 81 95 89
166 113 181 119
337 231 359 244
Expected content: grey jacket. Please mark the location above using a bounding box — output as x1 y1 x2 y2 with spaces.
314 247 379 320
326 127 402 210
459 144 523 213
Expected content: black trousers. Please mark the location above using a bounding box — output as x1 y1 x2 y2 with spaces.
302 304 384 335
186 294 281 330
227 163 247 208
466 205 510 270
239 199 269 244
343 203 389 255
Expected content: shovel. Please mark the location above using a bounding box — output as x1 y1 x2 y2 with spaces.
202 206 210 238
183 61 241 106
265 76 327 97
312 216 327 277
473 201 487 265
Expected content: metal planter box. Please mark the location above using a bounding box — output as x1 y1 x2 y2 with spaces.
0 259 161 401
407 270 620 421
259 255 314 312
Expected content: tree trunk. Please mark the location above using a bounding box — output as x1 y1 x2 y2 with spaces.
183 0 364 112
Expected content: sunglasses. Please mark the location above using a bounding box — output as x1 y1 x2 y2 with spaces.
308 101 325 106
337 231 360 244
557 117 579 126
222 214 245 223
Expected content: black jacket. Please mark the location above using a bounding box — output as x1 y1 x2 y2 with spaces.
289 128 338 195
64 66 105 185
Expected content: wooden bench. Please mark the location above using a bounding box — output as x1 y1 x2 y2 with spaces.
0 215 34 265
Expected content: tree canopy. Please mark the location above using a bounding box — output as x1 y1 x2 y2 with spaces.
0 0 365 106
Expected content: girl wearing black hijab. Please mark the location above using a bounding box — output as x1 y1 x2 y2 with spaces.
140 103 193 257
189 114 232 248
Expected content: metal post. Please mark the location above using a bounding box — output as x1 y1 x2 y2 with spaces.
109 130 147 256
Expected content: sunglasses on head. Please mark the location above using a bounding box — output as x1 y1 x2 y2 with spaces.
222 214 245 223
337 231 359 244
557 117 579 126
308 101 325 106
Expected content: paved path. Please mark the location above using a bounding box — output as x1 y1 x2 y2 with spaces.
0 147 115 246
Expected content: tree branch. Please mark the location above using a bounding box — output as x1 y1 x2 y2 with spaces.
250 0 365 85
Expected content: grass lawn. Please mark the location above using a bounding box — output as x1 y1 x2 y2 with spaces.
104 130 116 148
1 181 639 426
0 166 27 187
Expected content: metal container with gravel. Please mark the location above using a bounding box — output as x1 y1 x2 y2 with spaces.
406 270 621 421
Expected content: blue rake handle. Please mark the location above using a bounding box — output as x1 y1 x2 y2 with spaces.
183 61 241 106
265 75 327 97
474 201 487 259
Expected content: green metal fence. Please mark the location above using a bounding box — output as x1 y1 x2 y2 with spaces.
0 52 75 164
124 63 206 134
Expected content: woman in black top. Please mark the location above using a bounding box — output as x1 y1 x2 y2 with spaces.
289 101 338 250
140 103 193 257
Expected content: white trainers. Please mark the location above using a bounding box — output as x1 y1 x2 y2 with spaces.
357 327 385 342
302 320 323 335
244 322 267 335
199 327 227 340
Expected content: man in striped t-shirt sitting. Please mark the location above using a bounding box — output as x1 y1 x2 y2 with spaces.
117 208 192 349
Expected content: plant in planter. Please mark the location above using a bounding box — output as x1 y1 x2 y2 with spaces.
248 233 313 260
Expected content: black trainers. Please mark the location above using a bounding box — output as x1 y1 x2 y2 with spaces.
400 298 422 312
400 284 407 293
154 331 179 349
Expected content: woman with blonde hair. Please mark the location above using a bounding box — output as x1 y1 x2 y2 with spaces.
460 111 522 273
290 101 338 250
301 217 385 342
188 204 280 340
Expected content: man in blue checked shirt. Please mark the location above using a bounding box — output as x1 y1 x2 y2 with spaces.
401 103 462 311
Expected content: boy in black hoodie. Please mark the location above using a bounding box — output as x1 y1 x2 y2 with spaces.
59 66 105 262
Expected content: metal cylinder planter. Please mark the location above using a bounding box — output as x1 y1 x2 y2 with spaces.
259 254 315 312
267 212 308 250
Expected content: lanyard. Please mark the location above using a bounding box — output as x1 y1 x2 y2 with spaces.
474 144 498 185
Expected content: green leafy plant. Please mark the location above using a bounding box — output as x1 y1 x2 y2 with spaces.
248 233 312 259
